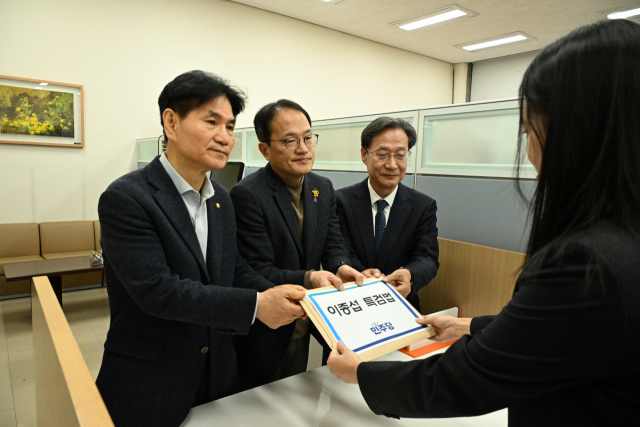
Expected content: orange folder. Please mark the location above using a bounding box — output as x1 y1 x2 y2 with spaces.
398 339 458 358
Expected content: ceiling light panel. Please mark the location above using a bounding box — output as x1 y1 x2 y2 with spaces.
607 7 640 19
457 32 533 52
390 4 476 32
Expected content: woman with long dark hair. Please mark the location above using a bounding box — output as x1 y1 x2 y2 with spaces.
328 19 640 425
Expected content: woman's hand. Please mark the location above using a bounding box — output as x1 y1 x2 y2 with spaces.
417 315 472 342
327 342 361 384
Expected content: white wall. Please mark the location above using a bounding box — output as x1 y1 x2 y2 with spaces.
470 51 540 102
0 0 453 224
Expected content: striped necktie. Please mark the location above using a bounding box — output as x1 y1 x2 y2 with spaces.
374 199 388 263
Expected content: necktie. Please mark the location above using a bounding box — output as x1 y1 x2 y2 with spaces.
374 199 388 263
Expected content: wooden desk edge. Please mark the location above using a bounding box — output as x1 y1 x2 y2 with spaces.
32 276 114 427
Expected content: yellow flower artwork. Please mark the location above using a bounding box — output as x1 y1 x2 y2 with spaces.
0 85 74 137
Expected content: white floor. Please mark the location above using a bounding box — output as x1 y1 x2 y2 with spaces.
0 286 323 427
0 287 110 427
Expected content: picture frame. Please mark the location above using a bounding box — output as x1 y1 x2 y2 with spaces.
0 75 84 148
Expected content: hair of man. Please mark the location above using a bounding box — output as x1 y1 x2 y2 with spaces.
253 99 312 145
158 70 247 143
360 117 417 151
514 19 640 281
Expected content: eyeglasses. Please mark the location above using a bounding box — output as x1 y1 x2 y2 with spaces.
270 134 319 151
366 149 411 163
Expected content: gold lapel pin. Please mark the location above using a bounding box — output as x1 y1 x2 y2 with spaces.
312 189 319 203
216 203 220 209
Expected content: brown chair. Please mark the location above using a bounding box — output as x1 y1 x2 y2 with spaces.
94 220 101 253
94 220 104 286
39 221 102 289
0 223 43 296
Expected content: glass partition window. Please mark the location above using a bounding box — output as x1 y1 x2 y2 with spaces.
313 118 413 169
418 100 535 178
314 120 374 168
243 114 416 171
245 130 266 166
229 132 244 162
137 137 160 163
135 99 533 178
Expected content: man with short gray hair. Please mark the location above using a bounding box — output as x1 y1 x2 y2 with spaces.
336 116 439 310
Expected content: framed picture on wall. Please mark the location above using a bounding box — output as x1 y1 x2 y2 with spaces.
0 75 84 148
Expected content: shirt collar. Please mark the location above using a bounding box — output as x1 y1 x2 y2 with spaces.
368 179 398 209
159 153 214 200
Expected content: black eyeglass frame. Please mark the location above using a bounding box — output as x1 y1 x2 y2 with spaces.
269 134 319 151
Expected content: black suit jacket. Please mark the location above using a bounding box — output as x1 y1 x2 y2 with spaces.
357 222 640 426
336 179 439 309
230 163 351 386
96 157 272 427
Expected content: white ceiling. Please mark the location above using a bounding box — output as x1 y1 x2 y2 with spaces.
228 0 639 63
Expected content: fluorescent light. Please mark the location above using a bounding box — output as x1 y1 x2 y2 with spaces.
462 35 528 51
39 82 48 86
400 9 467 31
608 7 640 19
34 87 43 90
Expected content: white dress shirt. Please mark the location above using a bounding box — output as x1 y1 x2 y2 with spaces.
368 179 398 236
159 153 259 323
159 153 214 259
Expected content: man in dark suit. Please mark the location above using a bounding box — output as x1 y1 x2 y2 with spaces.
96 71 307 427
336 117 439 311
230 99 365 387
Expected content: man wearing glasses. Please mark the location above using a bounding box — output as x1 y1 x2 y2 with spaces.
230 99 364 387
336 117 439 311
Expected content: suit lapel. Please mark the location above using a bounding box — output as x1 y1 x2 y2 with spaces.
205 190 223 286
302 175 317 263
377 183 412 271
266 164 304 257
148 158 210 282
352 179 376 268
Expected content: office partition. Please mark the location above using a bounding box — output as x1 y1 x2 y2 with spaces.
138 98 534 252
235 98 530 179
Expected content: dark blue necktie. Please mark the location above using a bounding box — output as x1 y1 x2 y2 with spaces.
374 199 388 262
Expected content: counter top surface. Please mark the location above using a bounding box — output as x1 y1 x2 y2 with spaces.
181 347 507 427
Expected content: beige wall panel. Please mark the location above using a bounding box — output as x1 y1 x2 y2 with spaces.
419 238 526 318
0 168 33 223
34 168 85 222
0 0 452 224
470 51 540 102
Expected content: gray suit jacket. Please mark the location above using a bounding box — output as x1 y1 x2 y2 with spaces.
230 163 351 386
96 157 271 427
